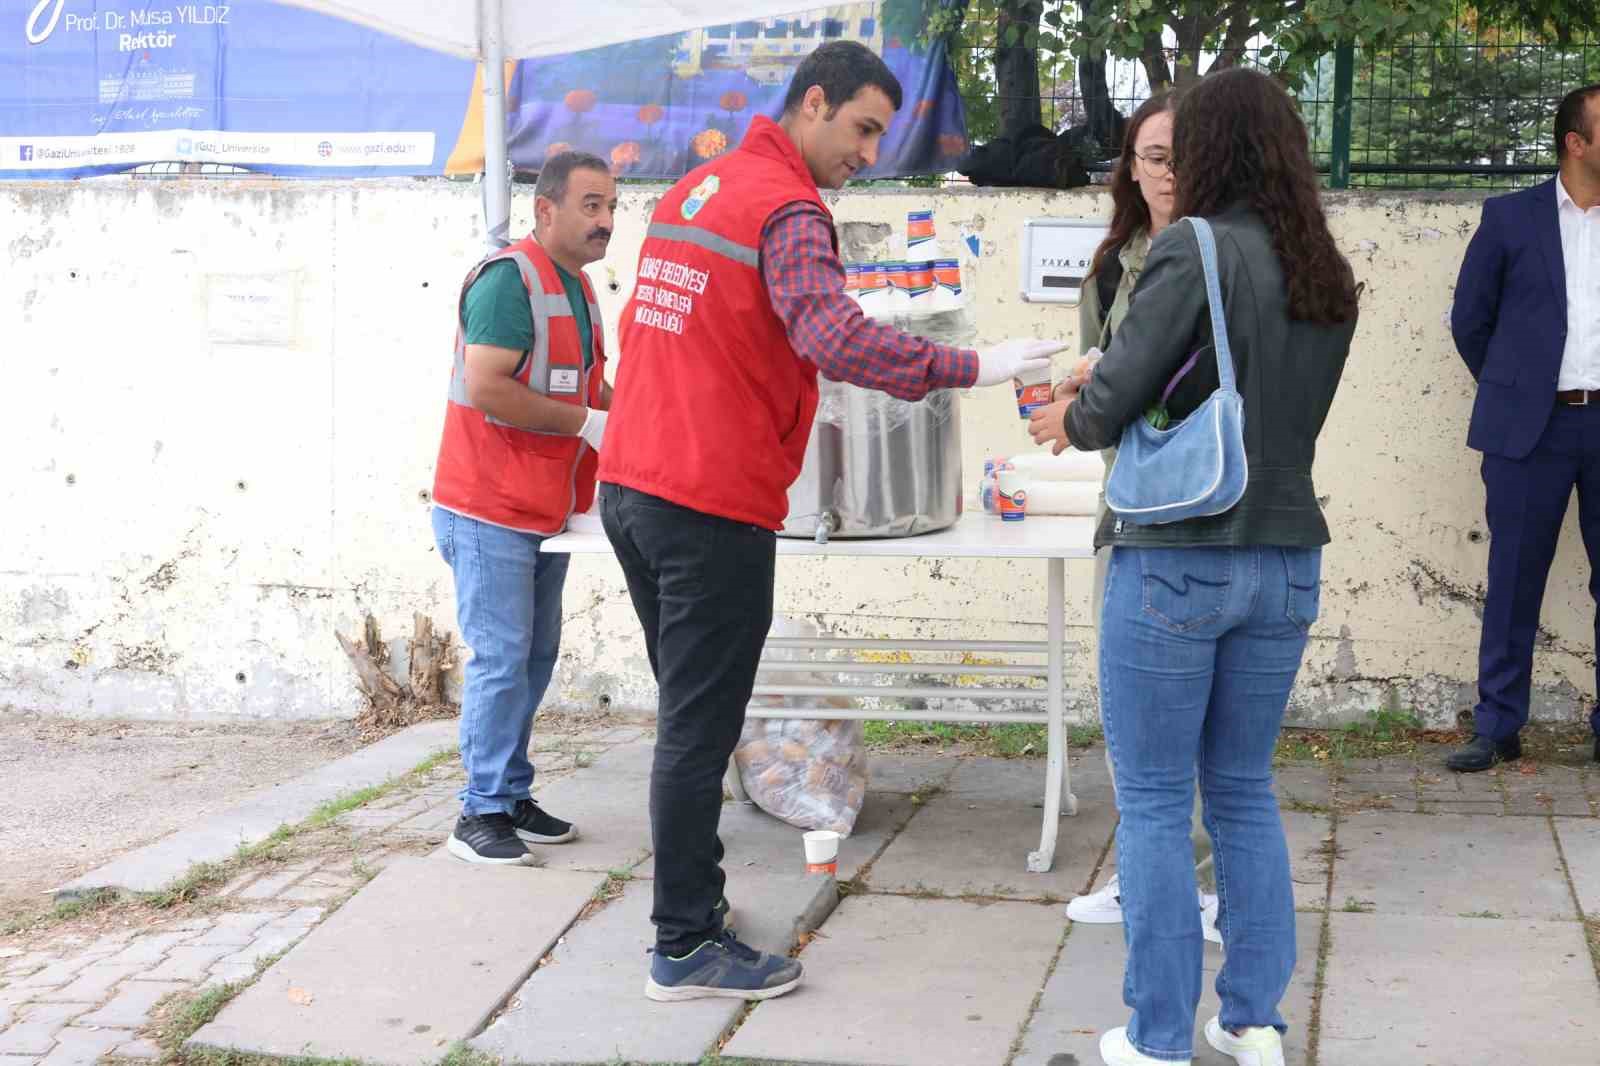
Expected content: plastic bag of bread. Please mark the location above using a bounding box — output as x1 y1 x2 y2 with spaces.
733 617 867 836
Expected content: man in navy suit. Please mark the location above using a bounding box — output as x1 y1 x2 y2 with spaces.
1449 84 1600 771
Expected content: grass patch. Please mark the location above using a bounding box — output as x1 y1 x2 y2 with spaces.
1340 896 1375 914
1276 711 1457 764
593 868 633 903
154 982 245 1060
862 720 1051 757
1 887 122 936
1459 910 1503 919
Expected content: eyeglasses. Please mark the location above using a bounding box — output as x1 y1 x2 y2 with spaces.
1134 151 1175 177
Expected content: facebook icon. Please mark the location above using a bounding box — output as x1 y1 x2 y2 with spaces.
19 145 34 162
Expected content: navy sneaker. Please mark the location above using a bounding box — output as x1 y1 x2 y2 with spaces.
509 798 577 844
645 930 802 1002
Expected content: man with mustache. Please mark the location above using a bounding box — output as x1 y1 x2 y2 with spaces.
430 151 616 865
599 41 1061 1001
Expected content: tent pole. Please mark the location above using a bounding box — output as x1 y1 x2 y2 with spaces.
480 0 510 249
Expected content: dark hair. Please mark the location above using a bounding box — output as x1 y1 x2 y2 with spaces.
1555 84 1600 158
782 40 902 115
534 151 610 207
1087 91 1177 281
1173 68 1359 325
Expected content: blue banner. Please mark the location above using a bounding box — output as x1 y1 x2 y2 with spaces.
506 3 969 180
1 0 479 178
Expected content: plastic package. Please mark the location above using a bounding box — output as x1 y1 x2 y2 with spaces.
733 617 868 836
1003 450 1105 483
1018 480 1100 515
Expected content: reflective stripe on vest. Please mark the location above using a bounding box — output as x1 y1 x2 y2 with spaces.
447 250 598 428
645 221 760 268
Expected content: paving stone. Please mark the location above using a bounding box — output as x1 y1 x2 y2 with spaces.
630 792 915 885
98 933 190 969
866 754 959 794
76 981 188 1029
34 1026 130 1066
511 752 654 875
34 965 144 1004
1557 821 1600 917
111 1038 161 1060
188 912 275 947
235 862 317 901
0 1003 91 1055
6 959 90 992
472 875 830 1066
1320 913 1600 1065
1425 798 1506 815
1015 913 1322 1066
869 758 1118 901
135 944 235 984
391 802 458 838
723 894 1062 1066
188 855 600 1066
1333 812 1574 920
1275 765 1334 810
56 721 457 897
277 868 359 901
1078 812 1330 914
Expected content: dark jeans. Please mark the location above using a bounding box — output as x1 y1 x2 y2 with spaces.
1477 405 1600 742
599 483 775 955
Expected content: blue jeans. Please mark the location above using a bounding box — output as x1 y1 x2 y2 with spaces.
1100 545 1317 1060
431 507 570 816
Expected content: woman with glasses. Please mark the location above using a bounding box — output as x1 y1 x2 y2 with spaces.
1030 69 1361 1066
1060 91 1222 948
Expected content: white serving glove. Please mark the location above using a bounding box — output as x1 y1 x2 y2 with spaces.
974 338 1067 388
578 407 608 451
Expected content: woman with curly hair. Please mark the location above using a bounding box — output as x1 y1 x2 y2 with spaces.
1029 68 1361 1066
1062 90 1223 947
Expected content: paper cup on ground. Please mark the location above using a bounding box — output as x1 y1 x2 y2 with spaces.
1014 364 1053 418
803 830 840 874
997 468 1027 522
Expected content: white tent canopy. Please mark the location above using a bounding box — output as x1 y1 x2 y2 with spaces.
276 1 825 246
278 1 825 60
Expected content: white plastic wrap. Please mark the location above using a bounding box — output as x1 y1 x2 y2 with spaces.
733 617 868 836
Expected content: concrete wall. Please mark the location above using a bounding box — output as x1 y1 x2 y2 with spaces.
3 178 1593 727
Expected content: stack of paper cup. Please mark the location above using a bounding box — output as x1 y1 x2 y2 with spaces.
802 830 840 875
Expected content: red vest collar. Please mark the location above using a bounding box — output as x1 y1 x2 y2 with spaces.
738 115 821 199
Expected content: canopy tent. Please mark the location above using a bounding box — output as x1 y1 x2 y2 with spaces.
276 0 827 246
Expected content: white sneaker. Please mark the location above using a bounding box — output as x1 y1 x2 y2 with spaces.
1200 893 1222 945
1204 1017 1284 1066
1099 1026 1190 1065
1068 878 1222 946
1066 875 1123 923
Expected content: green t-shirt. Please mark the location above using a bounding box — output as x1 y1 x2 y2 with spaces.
462 258 593 369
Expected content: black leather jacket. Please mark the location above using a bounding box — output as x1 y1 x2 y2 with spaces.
1064 205 1357 549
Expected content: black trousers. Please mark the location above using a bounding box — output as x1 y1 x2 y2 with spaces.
599 483 775 955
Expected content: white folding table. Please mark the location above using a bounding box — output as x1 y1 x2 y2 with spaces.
541 510 1097 872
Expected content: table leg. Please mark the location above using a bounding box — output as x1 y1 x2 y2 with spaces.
1028 557 1073 872
725 760 752 804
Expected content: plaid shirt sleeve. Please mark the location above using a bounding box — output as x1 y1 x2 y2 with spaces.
760 202 978 400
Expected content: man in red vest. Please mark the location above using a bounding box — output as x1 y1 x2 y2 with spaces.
431 151 615 866
599 42 1063 1001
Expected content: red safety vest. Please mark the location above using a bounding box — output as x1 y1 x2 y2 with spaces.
432 237 606 535
599 115 833 529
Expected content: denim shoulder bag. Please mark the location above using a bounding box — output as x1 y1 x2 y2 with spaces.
1104 217 1248 525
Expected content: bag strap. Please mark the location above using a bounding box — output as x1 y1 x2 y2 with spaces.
1187 217 1237 393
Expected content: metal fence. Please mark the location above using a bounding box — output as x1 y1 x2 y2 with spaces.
949 3 1600 190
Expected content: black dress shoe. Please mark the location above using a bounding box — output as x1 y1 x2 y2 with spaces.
1445 734 1522 773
